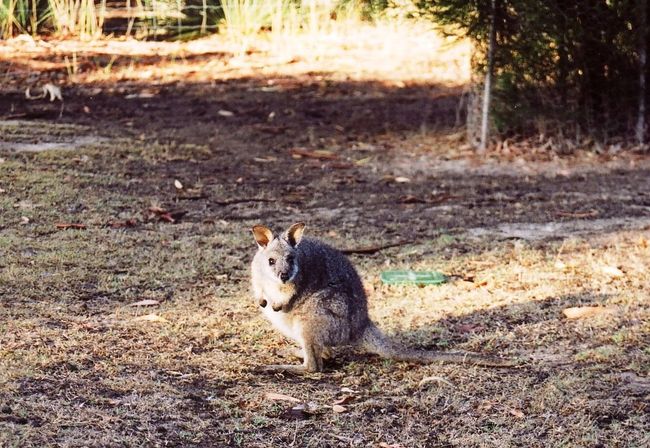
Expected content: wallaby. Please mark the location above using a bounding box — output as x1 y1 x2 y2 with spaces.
250 222 515 373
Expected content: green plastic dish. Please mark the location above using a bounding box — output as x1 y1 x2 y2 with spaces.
380 270 448 286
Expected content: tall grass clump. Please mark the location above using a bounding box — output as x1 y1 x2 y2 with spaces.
219 0 273 40
0 0 386 42
48 0 106 38
1 0 50 38
218 0 371 48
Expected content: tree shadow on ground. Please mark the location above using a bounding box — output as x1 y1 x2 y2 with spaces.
2 51 649 239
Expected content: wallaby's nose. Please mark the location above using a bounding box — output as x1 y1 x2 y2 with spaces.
280 272 290 282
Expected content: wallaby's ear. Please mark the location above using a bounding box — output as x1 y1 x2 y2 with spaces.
252 225 274 248
285 222 305 247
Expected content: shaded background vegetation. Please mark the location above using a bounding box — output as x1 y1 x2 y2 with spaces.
2 0 649 145
418 0 648 145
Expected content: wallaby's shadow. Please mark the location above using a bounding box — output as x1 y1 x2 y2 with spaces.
332 291 615 370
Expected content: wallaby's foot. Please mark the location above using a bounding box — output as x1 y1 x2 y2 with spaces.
277 347 304 360
259 364 321 374
280 347 333 361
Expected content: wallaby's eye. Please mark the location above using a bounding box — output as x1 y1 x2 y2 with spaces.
268 258 276 266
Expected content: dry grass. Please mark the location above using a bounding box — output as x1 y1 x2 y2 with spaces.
0 20 648 447
0 123 648 446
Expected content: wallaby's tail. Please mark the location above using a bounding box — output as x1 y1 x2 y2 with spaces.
359 323 517 368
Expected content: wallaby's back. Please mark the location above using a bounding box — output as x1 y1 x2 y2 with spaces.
289 237 371 345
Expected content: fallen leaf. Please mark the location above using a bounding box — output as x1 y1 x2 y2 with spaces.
290 148 338 160
253 156 277 163
253 124 287 134
218 109 235 117
55 222 86 230
556 210 599 218
399 195 426 204
339 387 358 394
333 395 354 405
109 219 137 229
418 376 454 388
332 404 347 413
20 216 30 225
378 443 405 448
562 306 613 320
174 179 183 190
125 90 156 99
477 401 494 412
601 265 624 278
394 176 411 183
281 404 313 420
147 206 187 223
176 192 207 201
129 299 160 307
264 392 301 403
508 408 525 419
132 313 169 323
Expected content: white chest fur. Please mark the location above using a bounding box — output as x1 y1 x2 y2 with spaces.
261 305 301 344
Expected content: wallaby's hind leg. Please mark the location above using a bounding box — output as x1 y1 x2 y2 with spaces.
302 342 324 372
283 346 332 361
261 338 325 373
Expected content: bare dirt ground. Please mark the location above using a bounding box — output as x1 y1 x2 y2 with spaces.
1 29 649 447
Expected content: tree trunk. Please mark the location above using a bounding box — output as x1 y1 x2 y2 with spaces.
478 0 497 153
637 0 647 146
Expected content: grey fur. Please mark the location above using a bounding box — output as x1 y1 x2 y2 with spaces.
251 223 515 373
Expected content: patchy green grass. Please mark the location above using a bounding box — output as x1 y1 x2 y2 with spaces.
1 120 648 447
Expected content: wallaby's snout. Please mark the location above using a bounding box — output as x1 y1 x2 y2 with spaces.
280 271 291 282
